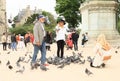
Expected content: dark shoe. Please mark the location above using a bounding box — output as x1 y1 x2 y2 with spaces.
101 63 105 68
90 62 94 67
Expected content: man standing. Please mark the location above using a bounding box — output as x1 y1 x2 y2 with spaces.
71 30 79 51
31 15 48 69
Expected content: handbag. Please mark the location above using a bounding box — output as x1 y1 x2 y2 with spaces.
103 56 111 61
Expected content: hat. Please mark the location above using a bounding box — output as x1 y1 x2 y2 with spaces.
57 17 66 25
38 15 45 19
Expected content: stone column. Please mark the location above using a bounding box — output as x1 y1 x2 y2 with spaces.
80 0 119 39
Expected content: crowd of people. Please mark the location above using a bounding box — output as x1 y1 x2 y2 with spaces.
0 15 112 69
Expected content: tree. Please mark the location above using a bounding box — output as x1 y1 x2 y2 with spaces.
117 1 120 34
55 0 84 28
10 11 56 35
24 14 39 25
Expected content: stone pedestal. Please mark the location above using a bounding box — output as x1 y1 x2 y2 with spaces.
80 0 119 39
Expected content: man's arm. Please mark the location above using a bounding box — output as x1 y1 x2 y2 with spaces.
33 23 40 46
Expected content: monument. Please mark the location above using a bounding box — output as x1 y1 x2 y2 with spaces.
80 0 119 39
14 5 42 27
0 0 7 36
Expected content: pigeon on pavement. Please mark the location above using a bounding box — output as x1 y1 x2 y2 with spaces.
85 68 93 76
16 66 25 74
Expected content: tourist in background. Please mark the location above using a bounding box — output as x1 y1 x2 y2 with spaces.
71 30 79 51
7 33 11 49
81 34 86 47
11 33 17 51
25 32 33 54
45 31 52 51
1 33 7 51
85 32 88 43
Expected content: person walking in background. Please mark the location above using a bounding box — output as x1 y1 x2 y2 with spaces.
66 33 73 50
45 31 52 51
71 30 79 51
85 32 89 43
81 34 86 47
25 32 33 54
55 17 68 58
91 34 112 68
7 33 11 49
31 15 48 69
24 33 29 47
11 33 17 51
1 33 7 51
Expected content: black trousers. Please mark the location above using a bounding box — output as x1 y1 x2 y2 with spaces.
57 40 65 58
2 42 7 50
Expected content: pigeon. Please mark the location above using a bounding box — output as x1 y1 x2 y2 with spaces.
87 56 93 63
72 51 76 55
47 57 53 64
80 59 85 64
78 53 84 58
17 57 25 63
29 55 32 59
7 51 10 54
8 65 13 70
34 63 40 69
16 66 25 74
16 62 21 67
85 68 93 76
115 51 118 53
6 60 10 66
0 60 1 64
117 46 120 49
23 59 31 63
40 64 48 71
57 63 65 69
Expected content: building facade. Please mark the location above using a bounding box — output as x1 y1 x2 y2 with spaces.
0 0 7 36
14 5 42 26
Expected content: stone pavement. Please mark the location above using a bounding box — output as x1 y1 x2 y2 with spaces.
0 38 120 81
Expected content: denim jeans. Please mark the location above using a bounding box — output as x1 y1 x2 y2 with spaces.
11 42 17 50
32 41 46 64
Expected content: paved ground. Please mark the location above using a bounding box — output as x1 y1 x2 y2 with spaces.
0 39 120 81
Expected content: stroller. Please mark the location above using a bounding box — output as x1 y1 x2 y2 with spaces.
66 34 73 50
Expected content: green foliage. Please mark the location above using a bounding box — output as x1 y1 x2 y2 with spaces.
42 11 56 32
115 2 120 35
24 14 39 25
117 21 120 34
9 24 34 36
55 0 84 28
10 11 56 35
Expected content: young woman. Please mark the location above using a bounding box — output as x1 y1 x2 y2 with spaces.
55 18 67 58
91 34 112 68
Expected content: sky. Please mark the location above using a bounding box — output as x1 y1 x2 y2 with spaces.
6 0 57 19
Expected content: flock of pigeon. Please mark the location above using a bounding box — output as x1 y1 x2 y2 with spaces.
0 45 119 76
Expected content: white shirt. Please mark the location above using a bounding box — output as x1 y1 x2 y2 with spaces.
55 25 67 41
